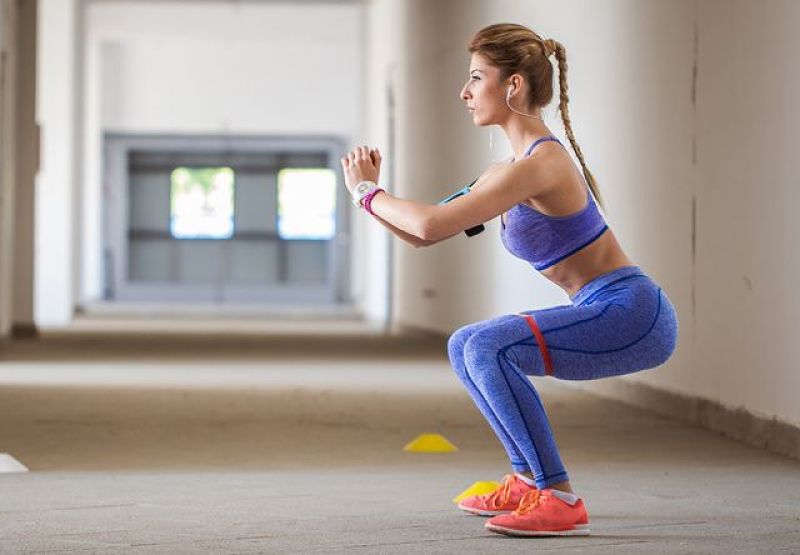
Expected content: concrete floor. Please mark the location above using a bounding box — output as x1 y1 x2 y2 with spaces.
0 341 799 553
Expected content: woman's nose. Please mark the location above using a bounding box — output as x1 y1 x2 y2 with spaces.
460 83 470 101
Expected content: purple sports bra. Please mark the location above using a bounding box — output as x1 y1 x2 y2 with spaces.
500 136 608 271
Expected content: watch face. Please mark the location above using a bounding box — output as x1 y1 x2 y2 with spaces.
357 182 371 194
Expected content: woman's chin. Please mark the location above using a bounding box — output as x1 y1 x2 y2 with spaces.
470 111 499 127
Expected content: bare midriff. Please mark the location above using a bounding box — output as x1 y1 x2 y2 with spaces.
539 228 635 299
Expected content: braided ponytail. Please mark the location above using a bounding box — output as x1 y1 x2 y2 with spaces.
551 40 604 209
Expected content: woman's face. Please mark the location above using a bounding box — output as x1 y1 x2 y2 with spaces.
460 53 508 126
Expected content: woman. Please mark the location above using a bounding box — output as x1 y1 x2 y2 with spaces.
341 23 679 538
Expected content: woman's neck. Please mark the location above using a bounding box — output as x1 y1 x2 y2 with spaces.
500 114 554 161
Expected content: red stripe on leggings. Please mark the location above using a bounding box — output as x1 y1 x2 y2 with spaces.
522 314 554 376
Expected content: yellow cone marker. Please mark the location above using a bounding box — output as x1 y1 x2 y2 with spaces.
402 433 458 453
452 481 502 504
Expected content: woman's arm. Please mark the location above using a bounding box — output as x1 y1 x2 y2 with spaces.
370 212 431 248
370 209 462 247
367 154 560 242
342 146 442 246
342 145 559 244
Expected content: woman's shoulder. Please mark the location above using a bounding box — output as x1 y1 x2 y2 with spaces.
517 145 572 187
469 158 512 192
466 146 571 208
516 147 586 209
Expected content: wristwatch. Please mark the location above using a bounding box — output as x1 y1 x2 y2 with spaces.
351 180 378 207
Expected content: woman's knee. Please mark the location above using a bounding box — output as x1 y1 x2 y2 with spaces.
462 328 509 383
447 324 477 376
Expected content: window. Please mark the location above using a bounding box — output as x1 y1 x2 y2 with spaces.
277 168 336 240
170 167 234 239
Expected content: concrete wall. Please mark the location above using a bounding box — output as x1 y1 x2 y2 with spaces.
20 0 800 430
362 0 407 325
35 0 76 326
0 0 17 338
692 0 800 427
36 0 368 325
390 0 800 429
394 0 694 330
12 0 37 334
0 0 36 337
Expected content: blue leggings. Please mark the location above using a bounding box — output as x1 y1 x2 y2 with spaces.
447 265 678 488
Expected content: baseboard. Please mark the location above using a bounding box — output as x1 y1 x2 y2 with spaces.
583 378 800 461
10 323 39 339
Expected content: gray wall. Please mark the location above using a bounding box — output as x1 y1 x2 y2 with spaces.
13 0 37 333
0 0 37 337
4 0 798 430
387 0 800 428
0 0 17 337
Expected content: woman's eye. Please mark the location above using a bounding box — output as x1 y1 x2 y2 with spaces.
470 75 480 81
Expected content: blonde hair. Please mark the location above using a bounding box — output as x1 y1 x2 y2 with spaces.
468 23 604 209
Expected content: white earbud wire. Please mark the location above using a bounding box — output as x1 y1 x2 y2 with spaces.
506 89 544 121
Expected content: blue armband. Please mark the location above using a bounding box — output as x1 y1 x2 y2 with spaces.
437 180 484 237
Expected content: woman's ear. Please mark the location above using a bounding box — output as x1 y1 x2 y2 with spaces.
507 74 523 96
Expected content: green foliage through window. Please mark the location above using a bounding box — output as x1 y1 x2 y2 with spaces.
170 167 234 239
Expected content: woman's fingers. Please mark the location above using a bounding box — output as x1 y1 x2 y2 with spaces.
346 145 382 171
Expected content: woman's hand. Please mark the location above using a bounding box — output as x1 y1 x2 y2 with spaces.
341 145 382 195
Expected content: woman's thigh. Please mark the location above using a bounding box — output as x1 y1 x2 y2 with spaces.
448 312 523 355
502 280 678 380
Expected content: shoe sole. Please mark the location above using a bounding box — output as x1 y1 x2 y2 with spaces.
485 523 591 537
457 503 512 516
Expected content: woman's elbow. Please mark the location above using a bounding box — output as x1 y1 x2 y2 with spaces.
413 238 437 248
418 217 446 243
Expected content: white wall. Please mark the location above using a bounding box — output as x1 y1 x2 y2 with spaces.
362 0 407 325
30 0 800 429
391 0 800 428
393 0 609 336
692 0 800 427
35 0 76 327
36 0 373 324
83 1 365 305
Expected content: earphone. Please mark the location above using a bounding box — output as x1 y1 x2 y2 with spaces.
505 82 543 121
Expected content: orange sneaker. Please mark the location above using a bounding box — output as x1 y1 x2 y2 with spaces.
458 474 537 516
485 489 590 536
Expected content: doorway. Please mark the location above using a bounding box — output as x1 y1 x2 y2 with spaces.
104 134 350 306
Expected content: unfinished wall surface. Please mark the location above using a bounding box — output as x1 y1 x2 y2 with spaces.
0 0 37 336
0 0 16 338
390 0 800 429
36 1 366 324
12 0 36 334
35 0 76 327
23 0 800 430
692 0 800 427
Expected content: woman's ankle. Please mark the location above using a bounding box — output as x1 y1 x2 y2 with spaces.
515 474 575 495
547 480 574 494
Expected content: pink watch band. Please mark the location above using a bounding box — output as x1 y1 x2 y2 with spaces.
363 188 385 216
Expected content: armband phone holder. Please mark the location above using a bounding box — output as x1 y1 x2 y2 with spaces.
437 179 485 237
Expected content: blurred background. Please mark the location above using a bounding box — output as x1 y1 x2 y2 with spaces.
0 0 798 551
